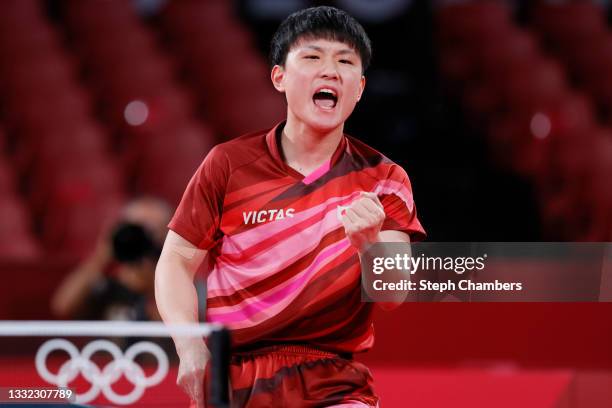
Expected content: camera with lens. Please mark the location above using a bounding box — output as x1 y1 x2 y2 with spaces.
111 222 162 264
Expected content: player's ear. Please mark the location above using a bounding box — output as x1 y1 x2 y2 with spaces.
271 65 286 93
357 75 366 102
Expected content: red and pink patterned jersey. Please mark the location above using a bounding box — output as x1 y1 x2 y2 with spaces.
169 122 426 353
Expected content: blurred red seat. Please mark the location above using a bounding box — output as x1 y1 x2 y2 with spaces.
477 29 539 79
462 53 554 121
189 46 268 98
0 233 41 259
560 33 611 81
110 86 196 140
135 164 199 206
209 88 286 138
487 91 596 178
78 29 158 71
0 160 17 194
0 0 41 19
0 195 35 241
576 45 612 118
41 195 123 258
95 55 174 97
538 132 612 240
582 138 612 240
437 1 512 48
501 59 567 114
133 121 215 204
5 88 93 138
29 158 124 218
99 83 189 137
0 51 76 94
529 3 612 124
0 21 61 59
162 0 246 42
0 0 45 48
538 126 606 193
64 0 138 36
145 121 214 159
532 2 606 46
547 93 595 138
173 24 254 65
0 126 7 154
120 117 216 180
16 120 108 174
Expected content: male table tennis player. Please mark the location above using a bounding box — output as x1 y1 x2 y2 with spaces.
155 6 425 407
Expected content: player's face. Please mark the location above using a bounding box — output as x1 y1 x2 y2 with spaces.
272 38 366 133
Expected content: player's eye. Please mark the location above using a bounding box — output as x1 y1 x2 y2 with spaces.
339 59 353 65
304 55 319 60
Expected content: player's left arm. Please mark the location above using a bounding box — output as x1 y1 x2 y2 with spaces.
340 192 412 311
373 230 411 311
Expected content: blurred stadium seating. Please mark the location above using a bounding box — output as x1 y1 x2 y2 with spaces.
0 0 608 289
436 0 612 241
0 0 285 258
159 0 285 138
0 0 608 266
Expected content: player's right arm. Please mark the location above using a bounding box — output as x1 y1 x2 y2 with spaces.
155 230 209 408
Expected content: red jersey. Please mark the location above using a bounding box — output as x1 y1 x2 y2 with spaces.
169 122 425 353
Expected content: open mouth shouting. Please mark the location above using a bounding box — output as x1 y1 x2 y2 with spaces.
312 87 338 110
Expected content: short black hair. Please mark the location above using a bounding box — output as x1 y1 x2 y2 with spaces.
269 6 372 73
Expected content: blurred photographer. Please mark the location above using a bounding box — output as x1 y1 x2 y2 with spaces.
51 197 172 322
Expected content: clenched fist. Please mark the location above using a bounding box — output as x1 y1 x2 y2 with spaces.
340 192 386 252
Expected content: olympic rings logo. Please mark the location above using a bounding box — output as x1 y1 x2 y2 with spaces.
35 339 169 405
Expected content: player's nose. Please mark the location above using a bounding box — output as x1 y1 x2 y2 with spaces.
319 58 340 80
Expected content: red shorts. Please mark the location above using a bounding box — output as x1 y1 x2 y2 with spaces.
220 344 379 407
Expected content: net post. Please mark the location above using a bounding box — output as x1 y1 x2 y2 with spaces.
208 327 231 408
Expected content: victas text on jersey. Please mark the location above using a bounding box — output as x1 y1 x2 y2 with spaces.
243 208 295 225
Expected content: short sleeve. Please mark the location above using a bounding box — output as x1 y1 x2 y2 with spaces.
168 145 229 250
379 165 426 242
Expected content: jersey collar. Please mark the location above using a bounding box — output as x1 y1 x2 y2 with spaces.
265 121 347 182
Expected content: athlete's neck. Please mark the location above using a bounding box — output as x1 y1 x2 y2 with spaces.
281 115 344 176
